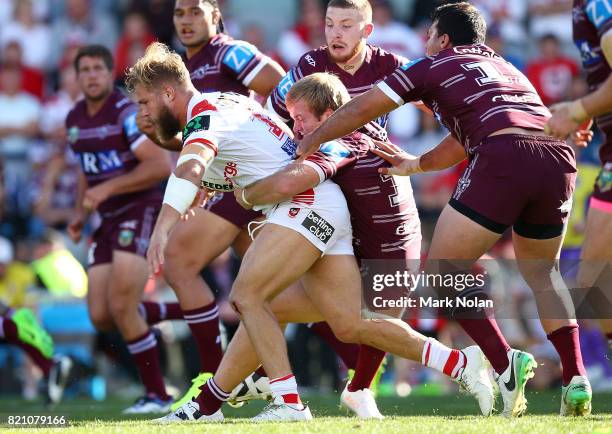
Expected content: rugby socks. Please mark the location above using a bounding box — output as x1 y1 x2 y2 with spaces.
547 324 587 386
183 302 223 373
138 301 183 324
422 337 466 380
195 378 228 415
457 318 511 375
347 345 386 392
309 322 358 369
269 374 303 408
0 315 52 376
126 330 170 399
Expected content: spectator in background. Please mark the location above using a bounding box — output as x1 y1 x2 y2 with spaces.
0 0 51 72
486 23 525 72
0 41 45 100
369 0 424 60
114 12 155 83
129 0 176 46
526 34 579 106
472 0 527 49
277 0 326 68
528 0 573 44
0 66 41 239
50 0 118 68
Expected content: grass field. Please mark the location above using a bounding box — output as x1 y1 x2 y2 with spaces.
0 391 611 433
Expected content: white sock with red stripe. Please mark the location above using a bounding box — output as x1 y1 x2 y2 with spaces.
422 337 466 380
269 374 303 410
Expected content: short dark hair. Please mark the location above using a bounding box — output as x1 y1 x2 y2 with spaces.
431 2 486 46
327 0 372 22
74 45 114 72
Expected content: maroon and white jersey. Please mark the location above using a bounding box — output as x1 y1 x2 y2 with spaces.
66 89 162 217
269 45 407 140
304 133 420 259
184 33 269 96
378 44 551 154
573 0 612 164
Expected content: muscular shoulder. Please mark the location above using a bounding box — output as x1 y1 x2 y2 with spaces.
295 47 331 74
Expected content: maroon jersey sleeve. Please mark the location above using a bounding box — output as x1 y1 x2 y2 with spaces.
303 139 357 182
585 0 612 37
218 40 269 87
377 57 431 106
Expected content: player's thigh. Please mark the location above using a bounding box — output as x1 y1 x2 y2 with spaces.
87 264 113 330
165 207 241 274
231 224 257 258
269 280 325 324
108 250 149 307
578 206 612 286
512 231 565 292
230 223 321 307
301 254 363 343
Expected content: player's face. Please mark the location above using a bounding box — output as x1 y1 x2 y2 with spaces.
325 7 371 64
425 21 447 56
288 98 332 139
76 56 113 101
134 84 182 141
174 0 219 48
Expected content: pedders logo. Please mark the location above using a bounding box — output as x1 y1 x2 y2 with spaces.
288 208 300 218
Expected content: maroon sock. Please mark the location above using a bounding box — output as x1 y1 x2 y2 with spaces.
0 315 53 376
310 322 358 370
347 345 386 392
139 301 183 324
195 378 228 415
457 318 511 375
547 324 587 386
183 302 223 373
126 330 170 399
255 366 267 377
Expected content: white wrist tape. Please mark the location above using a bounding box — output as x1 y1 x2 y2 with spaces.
176 153 211 169
162 173 199 215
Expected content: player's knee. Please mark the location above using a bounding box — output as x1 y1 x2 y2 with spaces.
108 289 135 320
89 307 114 332
229 286 265 315
330 321 361 344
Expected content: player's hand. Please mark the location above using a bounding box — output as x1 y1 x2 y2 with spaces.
180 189 211 222
83 184 112 211
67 213 85 243
234 188 253 210
545 102 589 139
371 140 423 176
295 131 320 161
571 122 594 148
147 229 168 278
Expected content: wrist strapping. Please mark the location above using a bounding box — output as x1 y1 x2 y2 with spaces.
162 173 199 215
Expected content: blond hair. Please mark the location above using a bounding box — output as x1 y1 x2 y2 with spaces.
286 73 350 118
125 42 191 92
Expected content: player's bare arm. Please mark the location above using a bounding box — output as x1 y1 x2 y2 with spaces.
147 142 214 276
67 170 89 243
247 61 286 99
82 138 172 210
235 163 320 209
298 86 397 158
546 30 612 138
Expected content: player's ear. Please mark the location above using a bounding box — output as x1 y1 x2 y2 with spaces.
163 85 176 102
211 7 221 25
321 108 335 122
363 22 374 38
440 33 451 49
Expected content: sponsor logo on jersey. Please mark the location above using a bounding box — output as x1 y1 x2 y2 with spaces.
183 115 211 140
224 161 238 182
319 141 350 164
223 43 256 73
305 54 316 67
68 126 80 144
277 72 295 99
301 211 335 244
202 180 233 191
78 150 123 174
118 229 135 247
281 137 297 156
288 207 300 218
492 94 538 103
576 39 601 66
191 64 212 80
401 57 425 71
123 112 140 138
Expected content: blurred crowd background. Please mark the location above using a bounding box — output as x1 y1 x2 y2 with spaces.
0 0 610 402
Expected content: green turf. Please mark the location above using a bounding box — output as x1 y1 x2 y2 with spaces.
0 391 610 433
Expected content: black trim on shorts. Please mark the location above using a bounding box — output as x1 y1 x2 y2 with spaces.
513 221 564 240
448 199 507 234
